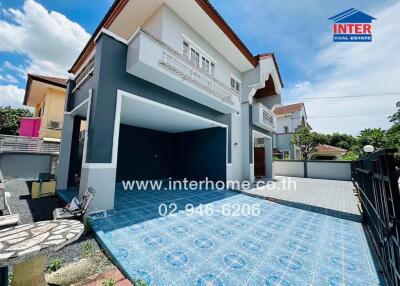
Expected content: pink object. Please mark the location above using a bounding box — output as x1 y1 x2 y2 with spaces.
19 118 41 137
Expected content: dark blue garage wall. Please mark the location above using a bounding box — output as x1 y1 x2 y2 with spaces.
175 127 226 182
116 124 177 182
116 125 226 183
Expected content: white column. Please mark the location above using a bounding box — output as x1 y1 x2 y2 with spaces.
241 102 251 182
79 165 116 212
264 137 274 179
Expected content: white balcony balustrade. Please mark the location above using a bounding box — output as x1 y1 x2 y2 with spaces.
127 28 240 114
252 103 276 132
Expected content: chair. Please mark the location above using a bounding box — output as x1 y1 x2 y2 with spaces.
53 187 95 220
0 170 20 228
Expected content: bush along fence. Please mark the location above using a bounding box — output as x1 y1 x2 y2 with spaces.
352 149 400 286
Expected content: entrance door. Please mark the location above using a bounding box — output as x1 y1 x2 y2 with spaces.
254 147 265 178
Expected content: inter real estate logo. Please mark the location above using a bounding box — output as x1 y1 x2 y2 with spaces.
329 8 376 42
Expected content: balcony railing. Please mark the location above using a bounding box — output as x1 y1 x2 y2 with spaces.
134 28 238 105
160 52 237 105
0 135 60 154
127 28 240 113
252 103 276 132
262 108 275 127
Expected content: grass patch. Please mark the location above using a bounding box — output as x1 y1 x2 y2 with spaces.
102 278 115 286
81 241 95 258
133 278 148 286
47 258 62 273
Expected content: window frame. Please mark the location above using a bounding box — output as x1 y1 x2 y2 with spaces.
182 38 216 77
230 74 241 93
283 126 289 134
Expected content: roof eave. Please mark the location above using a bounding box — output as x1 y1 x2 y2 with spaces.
23 74 67 106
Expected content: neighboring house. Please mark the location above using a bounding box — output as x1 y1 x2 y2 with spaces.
272 103 310 159
56 0 284 210
311 144 347 160
22 74 67 141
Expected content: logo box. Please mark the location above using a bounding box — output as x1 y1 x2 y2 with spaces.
329 8 376 42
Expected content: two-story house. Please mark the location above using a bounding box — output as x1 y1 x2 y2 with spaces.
21 74 67 140
56 0 284 211
273 103 310 159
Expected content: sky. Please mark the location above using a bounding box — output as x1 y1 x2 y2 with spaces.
0 0 399 135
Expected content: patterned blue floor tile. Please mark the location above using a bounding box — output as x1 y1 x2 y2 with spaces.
92 187 386 286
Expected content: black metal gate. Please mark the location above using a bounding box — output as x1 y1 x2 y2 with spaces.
352 149 400 286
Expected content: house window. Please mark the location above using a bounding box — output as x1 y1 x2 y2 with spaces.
230 77 241 93
211 63 215 77
190 48 200 67
283 126 289 133
39 102 45 117
202 57 210 74
183 39 215 77
183 41 189 58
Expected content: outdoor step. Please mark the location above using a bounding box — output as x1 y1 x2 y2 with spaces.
72 267 125 286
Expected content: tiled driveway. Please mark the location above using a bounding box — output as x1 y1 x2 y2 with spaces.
90 187 385 286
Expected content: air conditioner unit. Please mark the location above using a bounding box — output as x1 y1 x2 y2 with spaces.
47 121 61 129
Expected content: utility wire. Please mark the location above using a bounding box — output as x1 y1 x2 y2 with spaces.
302 92 400 100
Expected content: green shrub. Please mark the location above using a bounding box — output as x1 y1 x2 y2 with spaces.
134 278 148 286
84 218 93 234
102 278 115 286
82 241 95 258
47 258 62 273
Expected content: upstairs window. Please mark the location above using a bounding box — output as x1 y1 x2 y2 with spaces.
183 41 190 58
230 76 241 93
183 39 215 77
283 126 289 133
191 48 200 67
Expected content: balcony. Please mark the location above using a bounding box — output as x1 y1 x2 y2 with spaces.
126 28 240 114
252 103 276 132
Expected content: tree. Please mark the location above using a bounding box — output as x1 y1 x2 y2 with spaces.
357 128 387 149
0 106 32 135
325 132 356 150
388 101 400 125
291 127 325 159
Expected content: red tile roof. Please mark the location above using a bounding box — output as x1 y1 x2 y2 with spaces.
29 74 67 87
69 0 284 88
316 144 347 153
273 103 304 115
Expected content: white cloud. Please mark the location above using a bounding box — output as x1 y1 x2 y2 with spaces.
0 0 90 77
284 2 400 135
0 85 25 107
3 61 27 79
0 74 18 83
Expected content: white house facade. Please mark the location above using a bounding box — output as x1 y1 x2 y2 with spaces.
273 103 309 160
56 0 284 211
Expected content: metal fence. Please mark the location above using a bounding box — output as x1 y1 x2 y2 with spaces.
352 149 400 286
0 134 60 154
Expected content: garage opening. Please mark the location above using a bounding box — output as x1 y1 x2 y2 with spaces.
116 93 227 185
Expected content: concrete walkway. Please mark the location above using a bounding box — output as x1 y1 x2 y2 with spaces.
241 176 362 222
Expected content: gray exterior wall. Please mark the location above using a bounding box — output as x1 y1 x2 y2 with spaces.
72 34 232 164
248 105 272 164
0 152 56 179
